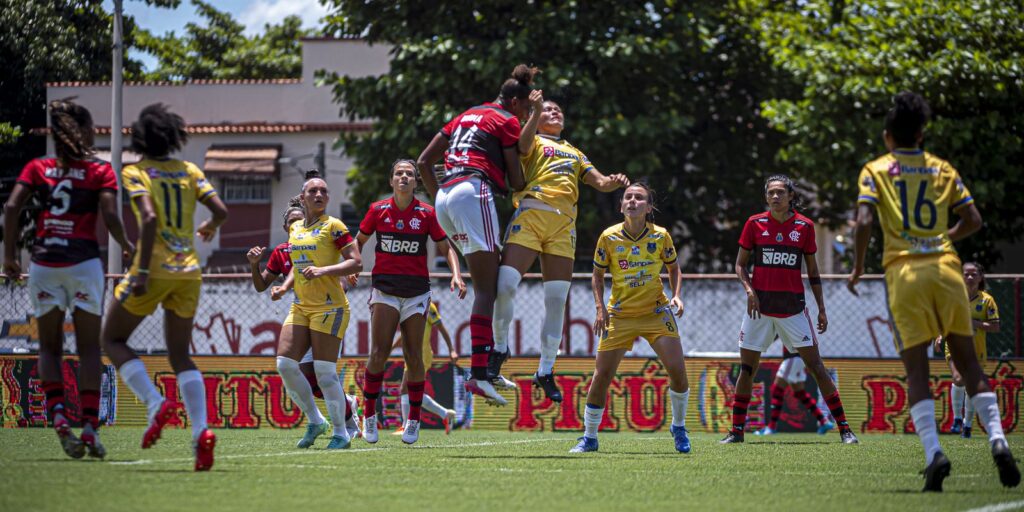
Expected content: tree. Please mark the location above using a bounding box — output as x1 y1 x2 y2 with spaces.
749 0 1024 269
137 0 313 81
321 0 798 271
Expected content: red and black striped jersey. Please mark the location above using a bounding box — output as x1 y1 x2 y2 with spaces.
359 197 447 297
265 242 292 276
439 102 521 195
738 211 817 317
16 157 117 267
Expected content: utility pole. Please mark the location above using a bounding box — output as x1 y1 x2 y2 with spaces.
108 0 124 274
315 141 326 176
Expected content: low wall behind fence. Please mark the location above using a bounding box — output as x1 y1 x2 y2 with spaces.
1 274 1021 359
1 356 1019 435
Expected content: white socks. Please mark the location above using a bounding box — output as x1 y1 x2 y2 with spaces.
118 358 164 421
400 393 410 422
422 394 448 417
964 394 975 428
276 356 325 425
538 280 570 376
176 370 207 440
492 266 522 353
971 392 1006 443
669 388 690 428
314 360 349 440
910 399 942 465
584 404 603 439
951 385 965 420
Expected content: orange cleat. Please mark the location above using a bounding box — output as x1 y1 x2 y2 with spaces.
141 400 179 449
194 429 216 472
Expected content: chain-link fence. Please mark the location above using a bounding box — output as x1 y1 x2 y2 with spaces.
1 273 1020 359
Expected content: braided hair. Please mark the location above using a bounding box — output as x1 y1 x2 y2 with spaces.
49 98 95 164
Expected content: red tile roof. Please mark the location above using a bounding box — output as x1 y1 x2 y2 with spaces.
46 78 302 87
30 122 372 136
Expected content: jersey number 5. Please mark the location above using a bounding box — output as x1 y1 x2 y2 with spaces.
895 180 937 230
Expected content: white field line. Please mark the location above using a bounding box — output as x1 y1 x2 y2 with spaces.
961 500 1024 512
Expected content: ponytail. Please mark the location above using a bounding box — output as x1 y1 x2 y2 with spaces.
49 98 94 164
499 64 539 102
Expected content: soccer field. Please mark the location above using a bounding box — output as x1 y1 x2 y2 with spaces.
0 429 1019 511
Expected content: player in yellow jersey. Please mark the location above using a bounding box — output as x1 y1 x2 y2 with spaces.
570 183 690 454
392 301 459 434
934 262 999 439
275 170 362 450
848 92 1018 491
492 90 630 401
101 104 228 471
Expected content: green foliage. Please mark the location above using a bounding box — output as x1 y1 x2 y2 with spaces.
321 1 798 271
137 0 313 81
0 123 22 146
750 0 1024 269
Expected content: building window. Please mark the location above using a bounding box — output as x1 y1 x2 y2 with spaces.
220 177 271 204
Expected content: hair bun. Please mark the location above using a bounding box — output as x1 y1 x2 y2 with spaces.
511 64 539 86
304 169 321 180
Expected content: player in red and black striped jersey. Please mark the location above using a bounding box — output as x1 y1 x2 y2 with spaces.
416 64 534 404
3 99 133 459
721 175 858 445
354 159 466 444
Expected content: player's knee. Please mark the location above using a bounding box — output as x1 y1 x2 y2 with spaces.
313 360 339 387
740 364 754 377
497 266 522 298
276 356 301 374
168 355 194 374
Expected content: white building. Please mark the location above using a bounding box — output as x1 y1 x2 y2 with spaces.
40 38 397 271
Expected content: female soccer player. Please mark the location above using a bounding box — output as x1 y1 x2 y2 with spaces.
571 183 690 454
3 99 133 459
849 92 1018 491
101 103 228 471
754 347 835 436
935 262 999 439
392 300 459 435
355 159 465 444
722 175 857 446
492 91 630 402
416 64 534 405
272 170 362 450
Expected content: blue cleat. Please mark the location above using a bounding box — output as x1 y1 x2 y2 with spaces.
949 418 963 435
817 421 836 435
670 425 691 453
325 435 351 450
297 421 328 449
961 426 972 439
755 426 776 436
569 436 599 453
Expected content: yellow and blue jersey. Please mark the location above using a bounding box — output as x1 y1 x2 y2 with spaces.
515 134 595 216
288 215 355 309
970 290 999 347
593 222 677 317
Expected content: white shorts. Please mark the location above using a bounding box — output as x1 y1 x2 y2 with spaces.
369 288 431 323
738 308 818 353
28 258 105 316
434 177 501 255
776 356 807 384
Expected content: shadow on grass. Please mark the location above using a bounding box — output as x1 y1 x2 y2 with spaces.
442 455 581 460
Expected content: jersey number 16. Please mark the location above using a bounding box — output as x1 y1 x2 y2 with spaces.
895 180 937 230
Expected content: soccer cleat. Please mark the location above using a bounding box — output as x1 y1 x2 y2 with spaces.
533 373 563 403
992 438 1022 488
817 421 835 435
363 415 379 444
465 378 508 406
80 429 106 459
443 409 456 435
54 418 85 459
142 400 179 449
754 426 775 436
961 426 972 439
569 436 599 453
670 425 691 453
193 429 216 472
719 430 744 444
401 420 420 445
921 452 951 492
297 421 328 449
392 426 405 436
486 346 510 381
949 418 963 435
346 419 361 440
839 428 859 444
325 435 351 450
491 374 517 390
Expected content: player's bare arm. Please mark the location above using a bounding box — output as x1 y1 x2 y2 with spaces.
517 90 544 154
804 252 828 334
592 266 608 336
2 183 32 279
416 134 447 199
583 169 630 193
847 203 875 296
735 247 759 318
438 239 467 299
270 270 294 301
437 322 458 364
196 194 229 243
301 242 362 280
504 145 526 192
132 194 159 296
667 261 684 317
98 189 134 262
948 203 982 242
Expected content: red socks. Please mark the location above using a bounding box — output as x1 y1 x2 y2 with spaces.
824 391 849 428
469 315 493 380
767 385 785 430
732 393 751 434
80 389 100 429
362 370 384 418
795 389 827 425
41 381 65 422
407 381 425 421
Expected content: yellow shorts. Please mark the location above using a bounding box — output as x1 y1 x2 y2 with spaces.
599 310 679 352
422 335 434 368
943 336 987 363
114 277 201 318
504 207 576 259
885 253 972 352
284 304 350 339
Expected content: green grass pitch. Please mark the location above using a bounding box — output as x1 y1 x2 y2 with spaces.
1 428 1020 511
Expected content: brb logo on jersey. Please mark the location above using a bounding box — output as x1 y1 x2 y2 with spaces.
378 233 423 255
761 247 798 267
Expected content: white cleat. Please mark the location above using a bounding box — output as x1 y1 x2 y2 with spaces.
466 378 508 406
491 375 517 390
362 415 379 444
401 420 420 445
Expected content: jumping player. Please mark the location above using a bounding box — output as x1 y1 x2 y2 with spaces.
101 103 228 470
492 90 630 402
416 64 535 405
3 99 133 459
721 175 857 445
755 346 835 436
934 262 999 439
571 183 690 454
392 300 459 435
355 159 465 444
848 91 1018 491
